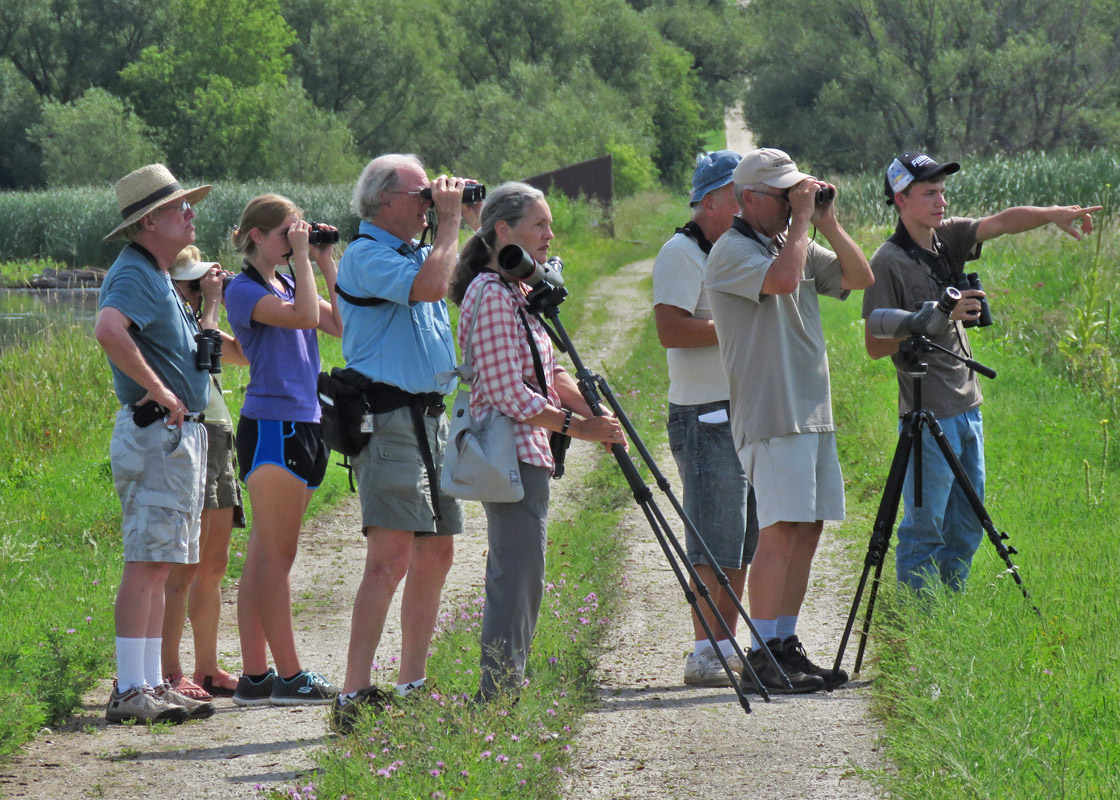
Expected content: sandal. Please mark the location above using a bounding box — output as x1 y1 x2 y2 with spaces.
194 671 238 698
165 673 214 702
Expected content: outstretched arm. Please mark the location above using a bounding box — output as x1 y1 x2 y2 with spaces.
976 204 1103 242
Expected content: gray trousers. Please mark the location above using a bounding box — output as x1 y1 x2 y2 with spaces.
478 463 551 700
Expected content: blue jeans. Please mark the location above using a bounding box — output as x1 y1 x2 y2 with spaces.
896 407 985 592
667 402 758 569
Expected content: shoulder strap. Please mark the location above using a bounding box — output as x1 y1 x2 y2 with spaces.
675 220 714 254
336 233 388 307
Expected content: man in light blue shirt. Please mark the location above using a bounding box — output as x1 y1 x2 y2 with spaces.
332 153 480 732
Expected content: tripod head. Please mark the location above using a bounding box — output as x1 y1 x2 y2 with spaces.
896 333 997 381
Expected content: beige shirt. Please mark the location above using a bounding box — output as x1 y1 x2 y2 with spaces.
705 224 849 448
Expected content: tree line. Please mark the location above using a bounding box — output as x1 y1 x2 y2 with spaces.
0 0 750 193
2 0 1119 195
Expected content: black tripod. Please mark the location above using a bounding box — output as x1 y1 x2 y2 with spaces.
830 335 1039 687
524 281 790 714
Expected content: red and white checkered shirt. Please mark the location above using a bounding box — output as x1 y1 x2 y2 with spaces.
458 273 565 472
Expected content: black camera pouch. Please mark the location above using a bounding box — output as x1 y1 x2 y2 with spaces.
317 368 372 457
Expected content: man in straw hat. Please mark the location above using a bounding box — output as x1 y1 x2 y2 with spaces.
706 147 873 693
95 163 219 723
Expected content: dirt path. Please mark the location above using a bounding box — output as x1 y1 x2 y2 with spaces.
562 260 883 799
2 256 885 799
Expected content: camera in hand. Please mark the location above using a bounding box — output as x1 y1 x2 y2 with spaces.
868 286 961 339
952 272 993 328
194 329 223 374
418 182 487 205
815 186 835 205
307 223 340 246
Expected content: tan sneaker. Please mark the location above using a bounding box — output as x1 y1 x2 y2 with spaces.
154 682 216 719
106 684 190 724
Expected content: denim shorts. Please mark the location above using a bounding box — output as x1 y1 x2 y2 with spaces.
110 408 205 564
667 401 758 570
351 405 463 536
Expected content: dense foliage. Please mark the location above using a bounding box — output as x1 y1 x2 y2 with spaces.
0 0 750 192
741 0 1120 173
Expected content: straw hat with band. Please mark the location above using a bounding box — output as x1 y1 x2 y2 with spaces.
105 163 212 241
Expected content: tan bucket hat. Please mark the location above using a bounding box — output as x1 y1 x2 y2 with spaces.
104 163 212 241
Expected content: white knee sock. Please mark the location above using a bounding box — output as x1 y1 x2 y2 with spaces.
115 637 146 690
144 637 163 688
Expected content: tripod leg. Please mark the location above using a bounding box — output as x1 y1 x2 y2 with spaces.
925 418 1039 614
591 375 784 693
831 414 915 687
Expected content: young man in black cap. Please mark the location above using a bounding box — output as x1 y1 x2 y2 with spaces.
862 152 1100 592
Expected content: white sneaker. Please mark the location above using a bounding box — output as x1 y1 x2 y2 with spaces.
154 682 216 719
684 650 737 687
106 684 189 724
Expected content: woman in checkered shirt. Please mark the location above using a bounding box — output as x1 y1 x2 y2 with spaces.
449 182 625 701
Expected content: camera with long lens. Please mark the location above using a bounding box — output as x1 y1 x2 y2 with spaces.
867 286 961 339
815 186 836 205
194 329 223 374
496 245 565 290
951 272 993 328
307 223 340 246
418 182 486 205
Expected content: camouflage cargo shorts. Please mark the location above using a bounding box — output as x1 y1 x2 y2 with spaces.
110 408 206 563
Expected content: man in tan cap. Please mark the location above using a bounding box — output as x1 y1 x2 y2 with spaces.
706 148 873 693
95 164 219 723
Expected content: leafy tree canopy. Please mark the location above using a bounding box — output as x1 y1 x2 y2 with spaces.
742 0 1120 173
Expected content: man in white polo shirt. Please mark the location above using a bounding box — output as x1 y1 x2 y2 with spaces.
654 151 759 688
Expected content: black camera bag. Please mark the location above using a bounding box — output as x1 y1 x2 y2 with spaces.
317 367 373 457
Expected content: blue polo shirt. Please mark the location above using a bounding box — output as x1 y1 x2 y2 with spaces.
337 221 457 395
98 244 210 412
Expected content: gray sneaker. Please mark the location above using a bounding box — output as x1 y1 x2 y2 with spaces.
154 682 216 719
232 668 277 707
270 670 338 706
684 650 737 687
106 684 189 724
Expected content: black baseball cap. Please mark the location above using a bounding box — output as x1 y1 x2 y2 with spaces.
883 152 960 205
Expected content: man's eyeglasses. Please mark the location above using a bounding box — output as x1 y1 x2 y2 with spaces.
390 189 433 202
750 189 789 203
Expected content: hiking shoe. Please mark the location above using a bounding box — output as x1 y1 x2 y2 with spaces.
684 650 736 687
232 668 277 707
781 634 849 687
329 685 392 734
270 670 338 706
106 684 189 725
154 682 216 719
743 638 825 694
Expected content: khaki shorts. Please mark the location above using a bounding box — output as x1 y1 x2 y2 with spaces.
110 408 206 563
738 431 845 530
202 422 242 512
351 405 462 536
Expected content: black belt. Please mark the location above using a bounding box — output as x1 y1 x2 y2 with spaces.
125 404 205 423
359 380 446 521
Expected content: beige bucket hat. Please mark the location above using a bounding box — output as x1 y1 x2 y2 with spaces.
104 163 211 241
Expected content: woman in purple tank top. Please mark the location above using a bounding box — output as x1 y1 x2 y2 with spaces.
223 194 344 706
